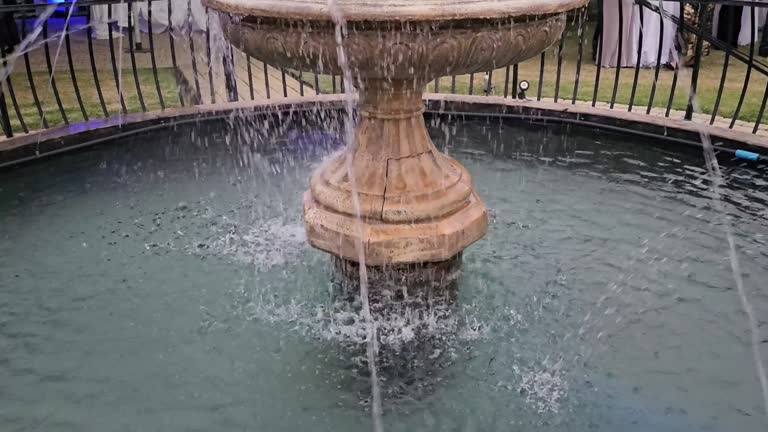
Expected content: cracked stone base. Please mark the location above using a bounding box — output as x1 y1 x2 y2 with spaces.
304 190 488 267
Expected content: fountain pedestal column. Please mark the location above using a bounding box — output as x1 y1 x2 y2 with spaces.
304 79 488 273
206 0 583 288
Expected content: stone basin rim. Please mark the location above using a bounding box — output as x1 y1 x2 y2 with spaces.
202 0 589 22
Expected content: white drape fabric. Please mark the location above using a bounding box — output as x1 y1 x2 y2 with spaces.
599 0 638 67
635 1 680 67
711 3 767 47
90 0 207 40
600 0 680 68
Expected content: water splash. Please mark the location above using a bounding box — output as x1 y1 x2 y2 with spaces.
193 216 306 271
512 361 569 415
326 1 384 430
236 288 490 352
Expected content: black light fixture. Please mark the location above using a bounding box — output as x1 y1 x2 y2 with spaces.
517 80 530 100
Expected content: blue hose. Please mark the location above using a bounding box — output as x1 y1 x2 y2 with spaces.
735 149 761 161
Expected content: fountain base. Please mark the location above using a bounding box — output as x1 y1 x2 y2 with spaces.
331 254 462 296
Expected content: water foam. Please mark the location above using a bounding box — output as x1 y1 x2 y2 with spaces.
235 288 490 352
199 217 307 271
512 362 569 415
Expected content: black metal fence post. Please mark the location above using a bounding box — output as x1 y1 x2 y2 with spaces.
572 6 586 104
86 7 109 117
629 4 644 112
0 84 13 137
20 16 48 128
147 0 167 110
1 45 28 133
730 5 757 128
685 1 704 121
592 0 604 106
609 0 624 109
42 21 69 124
126 1 147 112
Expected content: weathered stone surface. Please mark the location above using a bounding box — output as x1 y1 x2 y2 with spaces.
216 14 568 79
204 0 588 22
304 188 487 265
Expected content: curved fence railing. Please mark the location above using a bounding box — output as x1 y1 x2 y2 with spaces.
1 0 768 139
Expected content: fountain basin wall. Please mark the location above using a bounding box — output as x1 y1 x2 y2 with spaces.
1 103 767 431
2 96 766 168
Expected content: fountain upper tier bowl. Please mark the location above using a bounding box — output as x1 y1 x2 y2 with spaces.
205 0 588 80
204 0 587 21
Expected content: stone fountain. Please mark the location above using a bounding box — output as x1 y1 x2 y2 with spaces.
204 0 589 287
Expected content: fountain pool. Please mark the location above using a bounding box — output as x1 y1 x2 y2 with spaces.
1 112 767 431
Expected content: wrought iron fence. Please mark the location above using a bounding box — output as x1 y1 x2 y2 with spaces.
1 0 768 139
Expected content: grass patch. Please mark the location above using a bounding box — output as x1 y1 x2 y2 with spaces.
3 67 180 135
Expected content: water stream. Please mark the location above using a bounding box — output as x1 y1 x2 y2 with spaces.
676 61 768 414
41 0 79 131
326 1 384 431
0 4 60 133
0 4 61 83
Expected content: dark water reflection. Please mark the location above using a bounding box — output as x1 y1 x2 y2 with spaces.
0 113 766 431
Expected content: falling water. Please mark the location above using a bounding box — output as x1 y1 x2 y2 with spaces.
696 116 768 417
326 1 384 431
206 10 237 104
40 0 79 130
676 61 768 416
0 4 62 134
0 4 58 82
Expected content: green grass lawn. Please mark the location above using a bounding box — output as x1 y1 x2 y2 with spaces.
5 21 767 136
3 67 180 135
308 23 768 125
